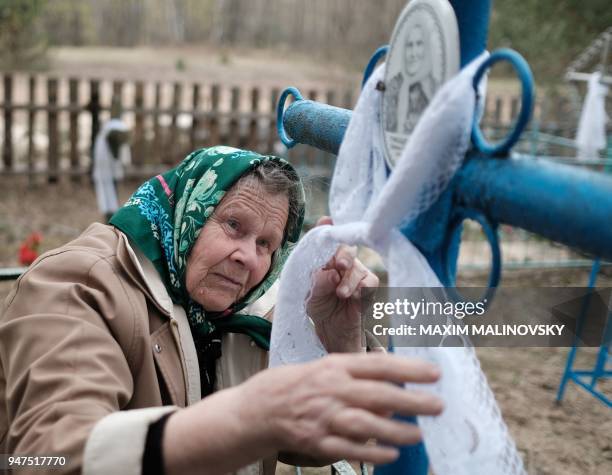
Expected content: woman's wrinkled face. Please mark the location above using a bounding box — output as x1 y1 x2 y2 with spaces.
185 178 289 312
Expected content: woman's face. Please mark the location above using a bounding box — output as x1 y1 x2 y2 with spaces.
185 178 289 312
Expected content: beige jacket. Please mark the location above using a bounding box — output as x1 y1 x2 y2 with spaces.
0 223 277 475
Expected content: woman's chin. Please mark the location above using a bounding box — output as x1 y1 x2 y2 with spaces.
197 291 238 313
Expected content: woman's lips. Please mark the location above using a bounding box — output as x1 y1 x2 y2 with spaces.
213 273 243 287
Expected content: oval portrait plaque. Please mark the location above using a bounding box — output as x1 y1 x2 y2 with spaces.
381 0 460 168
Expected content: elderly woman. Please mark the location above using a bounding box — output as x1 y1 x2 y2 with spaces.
0 146 442 475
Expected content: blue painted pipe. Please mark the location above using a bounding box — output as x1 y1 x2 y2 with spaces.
451 0 491 66
284 101 612 261
283 100 349 154
455 156 612 260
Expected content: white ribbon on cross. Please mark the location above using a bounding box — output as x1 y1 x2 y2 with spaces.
270 53 526 475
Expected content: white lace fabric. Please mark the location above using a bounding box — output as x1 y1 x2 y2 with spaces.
270 53 526 475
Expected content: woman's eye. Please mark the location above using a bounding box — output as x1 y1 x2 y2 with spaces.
256 239 269 248
227 219 239 230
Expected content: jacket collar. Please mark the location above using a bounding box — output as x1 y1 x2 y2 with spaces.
118 231 173 317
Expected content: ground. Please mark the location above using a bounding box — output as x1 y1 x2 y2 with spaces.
0 176 610 475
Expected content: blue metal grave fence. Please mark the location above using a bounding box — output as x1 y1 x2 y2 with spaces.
556 259 612 407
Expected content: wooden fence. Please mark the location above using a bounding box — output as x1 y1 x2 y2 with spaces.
0 73 358 182
0 73 576 183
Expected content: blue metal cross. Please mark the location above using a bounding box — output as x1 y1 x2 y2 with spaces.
276 0 612 472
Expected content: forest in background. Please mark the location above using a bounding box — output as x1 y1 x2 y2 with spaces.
1 0 611 83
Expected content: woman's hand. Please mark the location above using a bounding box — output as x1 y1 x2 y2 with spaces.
163 352 443 475
241 353 442 466
307 216 379 353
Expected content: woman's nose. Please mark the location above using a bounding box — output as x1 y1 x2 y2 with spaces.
231 238 258 269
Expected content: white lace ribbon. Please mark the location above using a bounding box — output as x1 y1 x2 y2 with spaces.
270 53 526 475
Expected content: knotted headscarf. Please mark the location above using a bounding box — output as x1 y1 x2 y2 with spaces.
110 146 305 350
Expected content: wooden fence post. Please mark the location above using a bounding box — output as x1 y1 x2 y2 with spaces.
247 87 259 150
88 79 101 166
167 82 182 164
229 86 241 147
3 75 13 171
494 96 502 126
27 75 36 181
133 81 145 167
69 78 80 181
510 97 519 123
153 83 162 165
208 84 220 146
111 80 123 118
47 78 60 183
191 83 201 151
267 88 279 154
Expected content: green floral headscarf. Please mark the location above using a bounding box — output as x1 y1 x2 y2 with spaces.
110 146 305 350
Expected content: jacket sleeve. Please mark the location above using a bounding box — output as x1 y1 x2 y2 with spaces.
83 406 176 475
0 249 175 475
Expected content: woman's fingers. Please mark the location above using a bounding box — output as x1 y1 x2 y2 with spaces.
337 264 366 298
312 355 443 415
309 267 341 298
334 244 358 271
312 247 367 300
330 408 422 446
330 352 441 384
336 380 444 417
316 435 400 465
313 218 380 301
334 256 378 299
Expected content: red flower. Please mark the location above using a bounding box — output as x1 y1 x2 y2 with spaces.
19 245 38 266
18 232 43 266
